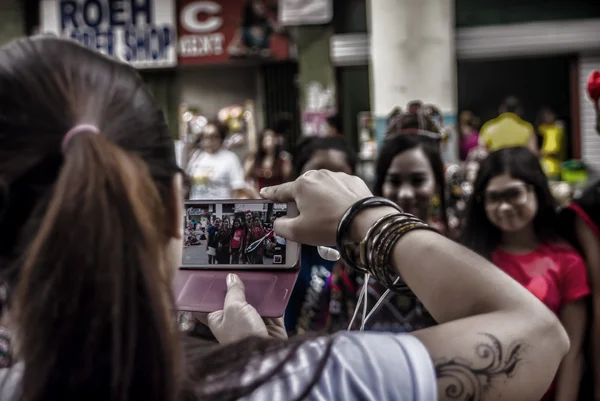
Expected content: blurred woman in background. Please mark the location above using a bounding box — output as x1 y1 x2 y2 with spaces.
215 219 232 265
536 107 566 180
459 110 480 160
284 136 357 335
244 129 292 191
186 121 247 200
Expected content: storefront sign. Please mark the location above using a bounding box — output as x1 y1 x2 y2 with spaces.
235 203 266 212
177 0 289 65
40 0 177 69
278 0 332 26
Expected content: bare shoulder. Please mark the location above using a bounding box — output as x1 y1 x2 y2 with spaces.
280 151 292 161
243 153 257 165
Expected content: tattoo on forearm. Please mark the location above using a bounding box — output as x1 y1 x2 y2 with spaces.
434 333 525 400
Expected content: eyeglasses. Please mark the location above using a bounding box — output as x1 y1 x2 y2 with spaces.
481 184 530 207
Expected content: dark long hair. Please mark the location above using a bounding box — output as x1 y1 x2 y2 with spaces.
0 37 330 401
460 147 561 260
0 36 180 401
252 129 284 173
294 135 357 176
373 106 448 229
242 0 267 27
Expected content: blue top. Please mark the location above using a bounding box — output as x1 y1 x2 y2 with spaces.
207 225 217 248
284 245 337 333
285 246 436 334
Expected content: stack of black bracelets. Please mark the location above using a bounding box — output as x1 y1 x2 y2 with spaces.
336 196 438 293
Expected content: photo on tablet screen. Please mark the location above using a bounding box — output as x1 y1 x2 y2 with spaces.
183 203 288 266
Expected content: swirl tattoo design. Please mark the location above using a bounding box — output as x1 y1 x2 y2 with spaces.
434 333 524 400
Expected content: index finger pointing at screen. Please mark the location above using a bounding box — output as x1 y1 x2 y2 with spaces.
260 182 295 202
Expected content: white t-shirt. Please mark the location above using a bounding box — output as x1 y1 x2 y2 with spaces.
187 148 245 200
244 332 437 400
0 333 436 400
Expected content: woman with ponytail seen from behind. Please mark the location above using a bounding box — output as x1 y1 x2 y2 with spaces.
0 37 184 401
0 36 569 401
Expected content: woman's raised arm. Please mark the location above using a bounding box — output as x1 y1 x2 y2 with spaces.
262 170 569 401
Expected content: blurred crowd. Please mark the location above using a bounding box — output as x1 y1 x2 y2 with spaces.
177 71 600 401
0 35 599 401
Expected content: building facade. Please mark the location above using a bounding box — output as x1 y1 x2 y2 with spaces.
331 0 600 166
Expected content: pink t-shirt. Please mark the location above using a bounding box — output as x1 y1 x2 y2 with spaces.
460 131 479 160
231 229 244 249
493 243 590 400
492 243 590 316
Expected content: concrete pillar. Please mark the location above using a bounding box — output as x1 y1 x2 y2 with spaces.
368 0 458 161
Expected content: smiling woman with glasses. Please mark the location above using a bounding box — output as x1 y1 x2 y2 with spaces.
461 146 590 401
482 182 531 207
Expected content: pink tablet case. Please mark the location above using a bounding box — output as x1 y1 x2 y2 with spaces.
174 269 299 318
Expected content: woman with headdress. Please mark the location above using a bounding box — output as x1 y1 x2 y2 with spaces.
349 101 448 333
378 102 448 233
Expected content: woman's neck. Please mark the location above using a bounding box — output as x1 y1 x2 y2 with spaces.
500 224 538 253
260 152 276 169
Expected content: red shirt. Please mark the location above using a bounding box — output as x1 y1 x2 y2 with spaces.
231 229 244 249
493 243 590 401
493 243 590 316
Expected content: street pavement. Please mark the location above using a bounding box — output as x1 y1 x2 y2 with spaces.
182 244 273 265
183 243 209 265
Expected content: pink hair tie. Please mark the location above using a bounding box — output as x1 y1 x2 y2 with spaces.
61 124 100 153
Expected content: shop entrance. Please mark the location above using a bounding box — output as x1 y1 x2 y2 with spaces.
457 55 575 158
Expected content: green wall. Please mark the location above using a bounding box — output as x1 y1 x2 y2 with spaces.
332 0 368 33
338 66 370 151
0 0 25 45
331 0 600 31
296 25 336 113
140 70 179 139
456 0 600 27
